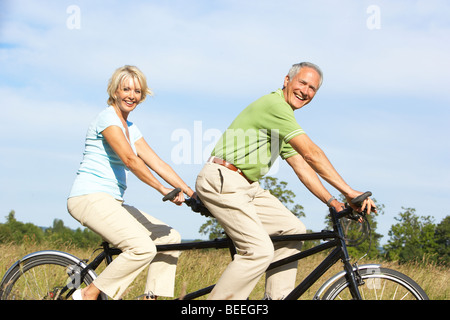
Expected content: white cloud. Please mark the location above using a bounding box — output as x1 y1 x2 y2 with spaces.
2 0 450 100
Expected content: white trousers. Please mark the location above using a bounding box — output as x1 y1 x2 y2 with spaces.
196 162 306 299
67 192 181 299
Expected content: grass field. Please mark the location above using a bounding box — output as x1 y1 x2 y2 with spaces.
1 241 448 300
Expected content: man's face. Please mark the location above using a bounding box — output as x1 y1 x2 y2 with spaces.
282 67 321 110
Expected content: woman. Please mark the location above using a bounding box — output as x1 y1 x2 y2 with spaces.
67 65 194 300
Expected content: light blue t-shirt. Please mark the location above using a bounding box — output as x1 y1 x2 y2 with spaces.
69 106 143 200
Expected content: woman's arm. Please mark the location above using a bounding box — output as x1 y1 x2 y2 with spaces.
134 137 195 198
101 126 184 202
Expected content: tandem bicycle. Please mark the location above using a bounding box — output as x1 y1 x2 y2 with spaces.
0 190 429 300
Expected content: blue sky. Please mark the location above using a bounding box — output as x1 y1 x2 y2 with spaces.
1 0 449 243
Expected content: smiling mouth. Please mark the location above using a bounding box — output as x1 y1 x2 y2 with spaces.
295 94 306 101
124 100 135 106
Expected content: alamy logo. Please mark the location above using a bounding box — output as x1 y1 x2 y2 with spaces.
66 5 81 30
366 5 381 30
171 121 281 175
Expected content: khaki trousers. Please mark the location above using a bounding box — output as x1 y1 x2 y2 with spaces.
67 192 181 299
196 162 306 300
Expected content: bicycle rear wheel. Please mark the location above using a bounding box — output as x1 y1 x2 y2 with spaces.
0 251 105 300
322 267 429 300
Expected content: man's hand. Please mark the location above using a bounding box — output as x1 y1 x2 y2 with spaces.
329 198 346 212
345 191 377 215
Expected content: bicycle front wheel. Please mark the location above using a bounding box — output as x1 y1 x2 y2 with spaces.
0 251 104 300
322 267 429 300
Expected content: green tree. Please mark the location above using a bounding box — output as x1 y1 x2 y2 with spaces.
45 219 77 245
383 207 437 263
199 176 306 240
0 211 101 248
258 177 305 219
434 215 450 265
0 210 44 244
45 218 102 248
198 218 225 241
324 196 384 259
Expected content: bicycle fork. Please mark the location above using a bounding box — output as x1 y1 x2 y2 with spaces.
342 259 363 299
333 210 363 300
338 235 363 299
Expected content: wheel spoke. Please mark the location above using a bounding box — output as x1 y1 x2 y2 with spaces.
322 267 428 300
0 253 100 300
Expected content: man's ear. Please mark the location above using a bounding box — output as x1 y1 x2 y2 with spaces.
283 75 290 88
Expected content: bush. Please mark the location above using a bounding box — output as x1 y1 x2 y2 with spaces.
0 211 101 249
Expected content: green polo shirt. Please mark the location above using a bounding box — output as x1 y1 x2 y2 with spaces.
212 89 305 181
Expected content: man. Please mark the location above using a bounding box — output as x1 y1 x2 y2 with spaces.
195 62 376 300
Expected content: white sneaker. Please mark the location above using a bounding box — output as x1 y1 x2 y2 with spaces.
72 289 83 300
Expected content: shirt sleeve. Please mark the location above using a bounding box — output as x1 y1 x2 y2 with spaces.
280 142 299 160
260 94 305 159
96 108 123 135
262 102 305 143
129 122 143 144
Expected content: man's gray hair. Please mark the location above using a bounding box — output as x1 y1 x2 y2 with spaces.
287 62 323 88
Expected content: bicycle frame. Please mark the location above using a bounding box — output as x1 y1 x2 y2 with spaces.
75 206 364 300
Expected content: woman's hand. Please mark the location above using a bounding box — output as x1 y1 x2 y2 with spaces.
162 187 185 206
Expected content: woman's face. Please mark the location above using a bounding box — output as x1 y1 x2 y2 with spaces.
114 77 142 116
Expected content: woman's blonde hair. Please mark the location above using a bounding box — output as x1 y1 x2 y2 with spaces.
107 65 153 106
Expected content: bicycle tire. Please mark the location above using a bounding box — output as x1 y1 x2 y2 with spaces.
0 251 106 300
322 267 429 300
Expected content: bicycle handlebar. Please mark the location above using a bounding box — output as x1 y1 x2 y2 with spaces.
350 191 372 206
162 188 182 202
336 191 373 221
162 188 373 221
162 188 213 217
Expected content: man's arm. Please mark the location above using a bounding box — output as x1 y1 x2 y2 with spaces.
289 134 353 196
286 154 344 211
288 134 376 213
